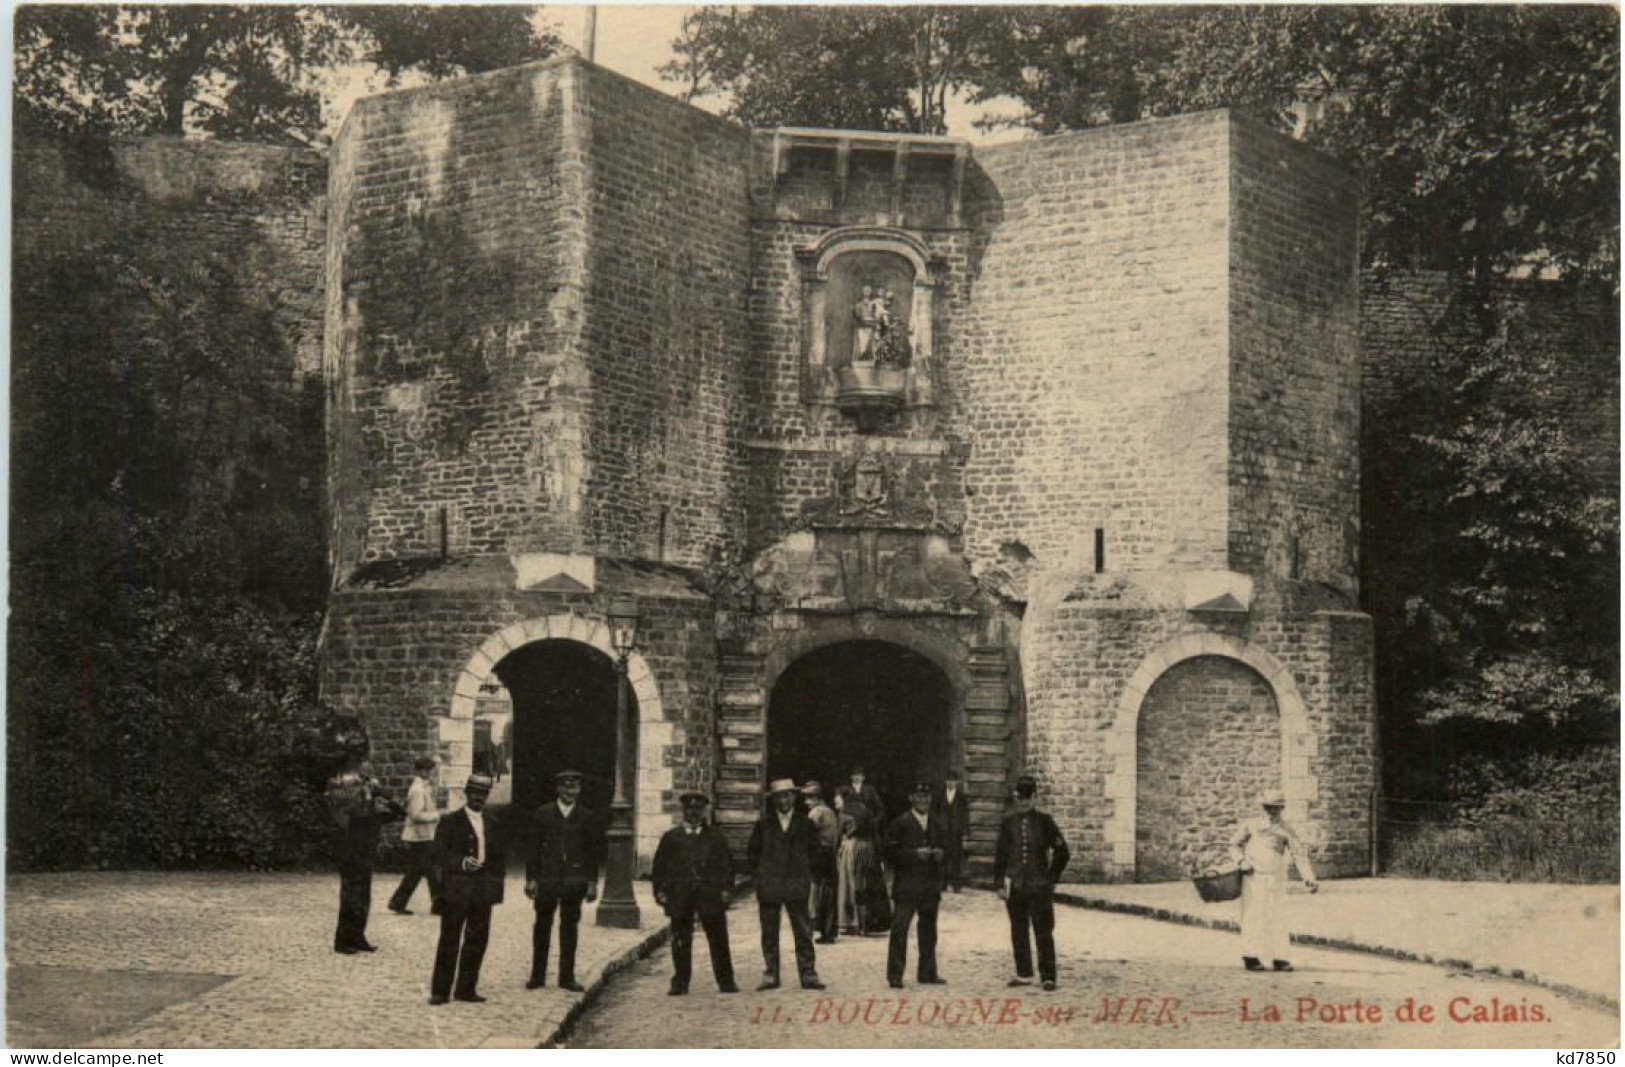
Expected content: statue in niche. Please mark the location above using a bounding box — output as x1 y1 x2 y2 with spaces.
851 283 911 367
840 451 891 517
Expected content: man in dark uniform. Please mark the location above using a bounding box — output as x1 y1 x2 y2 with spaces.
430 773 506 1004
993 774 1071 991
746 778 826 991
885 781 948 989
652 791 739 996
933 768 970 893
327 742 402 955
525 769 601 993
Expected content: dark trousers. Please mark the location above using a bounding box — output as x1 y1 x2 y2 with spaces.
887 896 940 983
758 899 817 984
670 901 735 990
811 879 839 940
334 865 372 949
389 841 441 912
944 842 966 890
1007 885 1057 981
532 891 584 983
431 900 493 998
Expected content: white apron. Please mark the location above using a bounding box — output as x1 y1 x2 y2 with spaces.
1230 815 1315 962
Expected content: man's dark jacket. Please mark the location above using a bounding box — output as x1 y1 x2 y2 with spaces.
885 811 947 903
992 809 1071 888
652 822 734 916
527 802 602 896
747 809 821 905
436 808 507 907
933 787 969 853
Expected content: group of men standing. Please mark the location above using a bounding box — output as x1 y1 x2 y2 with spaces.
329 755 1073 1004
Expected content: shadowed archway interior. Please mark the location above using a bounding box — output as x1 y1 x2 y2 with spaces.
494 639 635 825
767 640 952 817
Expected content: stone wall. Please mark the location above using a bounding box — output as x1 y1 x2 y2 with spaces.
319 563 719 867
16 134 327 379
1228 118 1362 594
325 57 750 579
1020 577 1374 881
577 67 752 568
961 112 1233 584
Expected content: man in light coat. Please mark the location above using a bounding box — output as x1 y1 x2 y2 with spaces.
389 756 441 915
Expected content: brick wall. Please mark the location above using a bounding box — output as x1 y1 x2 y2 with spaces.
961 112 1233 580
1228 117 1361 593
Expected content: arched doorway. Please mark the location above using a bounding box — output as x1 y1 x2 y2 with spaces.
493 639 634 819
767 640 953 818
1135 655 1281 882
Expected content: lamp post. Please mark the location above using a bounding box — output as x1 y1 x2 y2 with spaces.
597 594 642 928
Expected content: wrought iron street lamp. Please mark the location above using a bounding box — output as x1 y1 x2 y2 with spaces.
597 594 642 928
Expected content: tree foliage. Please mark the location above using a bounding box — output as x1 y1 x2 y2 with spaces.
14 5 559 145
663 6 1002 134
9 186 336 868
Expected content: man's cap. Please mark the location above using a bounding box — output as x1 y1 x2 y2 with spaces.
1014 774 1038 799
414 756 437 772
850 765 866 776
555 769 584 783
465 773 495 794
1259 789 1286 808
679 791 710 807
909 781 933 796
801 781 823 797
944 768 962 779
768 778 798 795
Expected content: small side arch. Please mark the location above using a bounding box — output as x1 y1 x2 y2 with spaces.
1101 633 1317 876
437 614 671 865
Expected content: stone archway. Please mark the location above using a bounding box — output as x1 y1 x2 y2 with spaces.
440 614 670 865
1100 633 1315 878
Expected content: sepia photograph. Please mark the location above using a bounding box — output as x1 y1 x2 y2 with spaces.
7 1 1620 1053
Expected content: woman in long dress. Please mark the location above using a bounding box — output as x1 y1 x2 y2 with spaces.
1229 789 1318 971
834 790 889 934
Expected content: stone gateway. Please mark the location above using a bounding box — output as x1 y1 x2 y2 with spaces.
318 56 1375 882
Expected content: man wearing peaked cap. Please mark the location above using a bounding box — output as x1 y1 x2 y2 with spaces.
525 769 602 993
653 791 738 995
746 779 826 990
994 774 1070 991
884 781 948 988
429 773 507 1004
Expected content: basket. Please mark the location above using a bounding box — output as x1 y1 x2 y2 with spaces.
1192 867 1244 903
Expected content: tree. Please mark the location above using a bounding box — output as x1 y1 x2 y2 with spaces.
662 6 1002 134
14 5 560 145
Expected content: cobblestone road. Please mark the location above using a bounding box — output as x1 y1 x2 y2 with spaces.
7 871 661 1048
570 891 1618 1049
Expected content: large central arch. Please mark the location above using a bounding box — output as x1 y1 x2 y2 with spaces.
767 639 954 817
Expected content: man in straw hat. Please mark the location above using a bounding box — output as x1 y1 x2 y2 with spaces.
884 781 949 989
746 778 827 990
429 772 507 1004
526 768 601 993
653 791 739 995
1229 788 1317 972
994 774 1070 991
